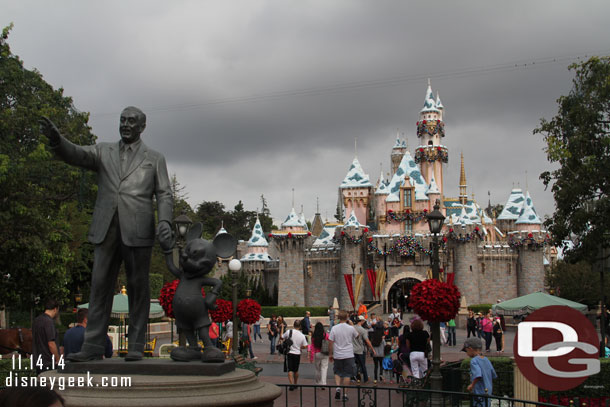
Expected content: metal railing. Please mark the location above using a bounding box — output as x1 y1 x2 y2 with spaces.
276 384 566 407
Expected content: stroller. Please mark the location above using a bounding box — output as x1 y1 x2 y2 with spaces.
397 352 430 389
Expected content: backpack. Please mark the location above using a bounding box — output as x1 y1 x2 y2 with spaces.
392 317 401 328
320 337 330 355
278 329 293 355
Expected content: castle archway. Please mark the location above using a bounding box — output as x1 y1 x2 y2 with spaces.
383 270 426 313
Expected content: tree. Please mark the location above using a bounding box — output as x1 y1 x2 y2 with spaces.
0 25 97 308
226 201 257 241
546 261 610 308
259 194 277 232
535 56 610 263
196 201 227 239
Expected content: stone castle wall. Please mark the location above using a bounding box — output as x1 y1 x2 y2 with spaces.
267 225 545 309
304 250 340 307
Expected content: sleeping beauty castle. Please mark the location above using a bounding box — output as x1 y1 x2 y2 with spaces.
233 82 551 313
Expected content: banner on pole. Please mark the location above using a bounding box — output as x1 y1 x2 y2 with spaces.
344 274 354 308
365 269 377 300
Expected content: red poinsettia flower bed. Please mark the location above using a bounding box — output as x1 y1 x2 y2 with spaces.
209 298 233 323
237 299 261 324
408 279 461 322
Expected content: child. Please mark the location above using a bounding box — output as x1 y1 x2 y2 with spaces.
382 344 397 383
462 338 497 406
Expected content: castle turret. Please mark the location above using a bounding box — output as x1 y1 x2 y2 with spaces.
281 207 306 232
275 208 312 306
240 215 273 274
340 157 373 226
416 80 447 197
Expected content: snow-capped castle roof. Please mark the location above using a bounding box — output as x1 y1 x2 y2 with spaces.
313 224 340 246
340 157 372 188
435 92 444 110
375 171 389 195
386 150 428 202
427 175 440 195
393 136 403 149
421 82 440 113
497 188 526 220
516 191 542 224
247 216 269 247
240 253 273 262
282 208 302 228
344 211 362 227
215 226 227 236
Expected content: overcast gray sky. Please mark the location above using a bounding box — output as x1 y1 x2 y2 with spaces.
3 1 609 227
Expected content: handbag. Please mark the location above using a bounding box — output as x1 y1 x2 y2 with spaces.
277 329 293 355
320 338 330 355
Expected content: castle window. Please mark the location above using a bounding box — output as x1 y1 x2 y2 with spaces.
469 265 473 271
507 263 511 274
405 219 413 234
403 188 412 208
481 263 485 273
428 140 433 146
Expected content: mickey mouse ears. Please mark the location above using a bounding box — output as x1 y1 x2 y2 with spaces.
213 233 237 259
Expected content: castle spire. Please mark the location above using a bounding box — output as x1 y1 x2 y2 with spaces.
459 152 468 205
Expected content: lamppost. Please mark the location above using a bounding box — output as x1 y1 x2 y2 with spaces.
599 239 609 357
172 210 192 346
229 258 242 354
426 199 446 399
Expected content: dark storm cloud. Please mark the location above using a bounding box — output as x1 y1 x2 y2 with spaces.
2 0 610 223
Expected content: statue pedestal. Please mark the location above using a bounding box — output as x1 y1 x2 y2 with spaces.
43 363 281 407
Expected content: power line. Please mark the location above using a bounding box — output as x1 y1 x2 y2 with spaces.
92 50 610 118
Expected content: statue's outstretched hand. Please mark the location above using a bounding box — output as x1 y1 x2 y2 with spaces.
157 221 175 254
39 116 61 145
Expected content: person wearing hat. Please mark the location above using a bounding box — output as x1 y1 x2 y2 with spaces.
352 315 375 383
462 337 497 404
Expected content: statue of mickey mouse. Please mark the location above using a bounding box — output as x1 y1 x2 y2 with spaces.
160 222 236 363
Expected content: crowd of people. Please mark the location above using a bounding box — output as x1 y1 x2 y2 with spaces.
258 304 506 402
466 310 505 353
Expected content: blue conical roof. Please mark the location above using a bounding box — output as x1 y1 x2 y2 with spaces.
340 157 372 188
498 188 526 220
247 216 269 247
421 83 440 113
516 191 542 224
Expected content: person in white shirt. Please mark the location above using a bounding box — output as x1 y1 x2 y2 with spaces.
329 310 359 402
282 320 308 391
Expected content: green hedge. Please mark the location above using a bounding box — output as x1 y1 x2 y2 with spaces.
260 306 328 318
468 304 493 314
539 358 610 398
460 357 514 397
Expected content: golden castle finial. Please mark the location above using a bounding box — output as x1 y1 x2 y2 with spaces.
459 152 467 204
